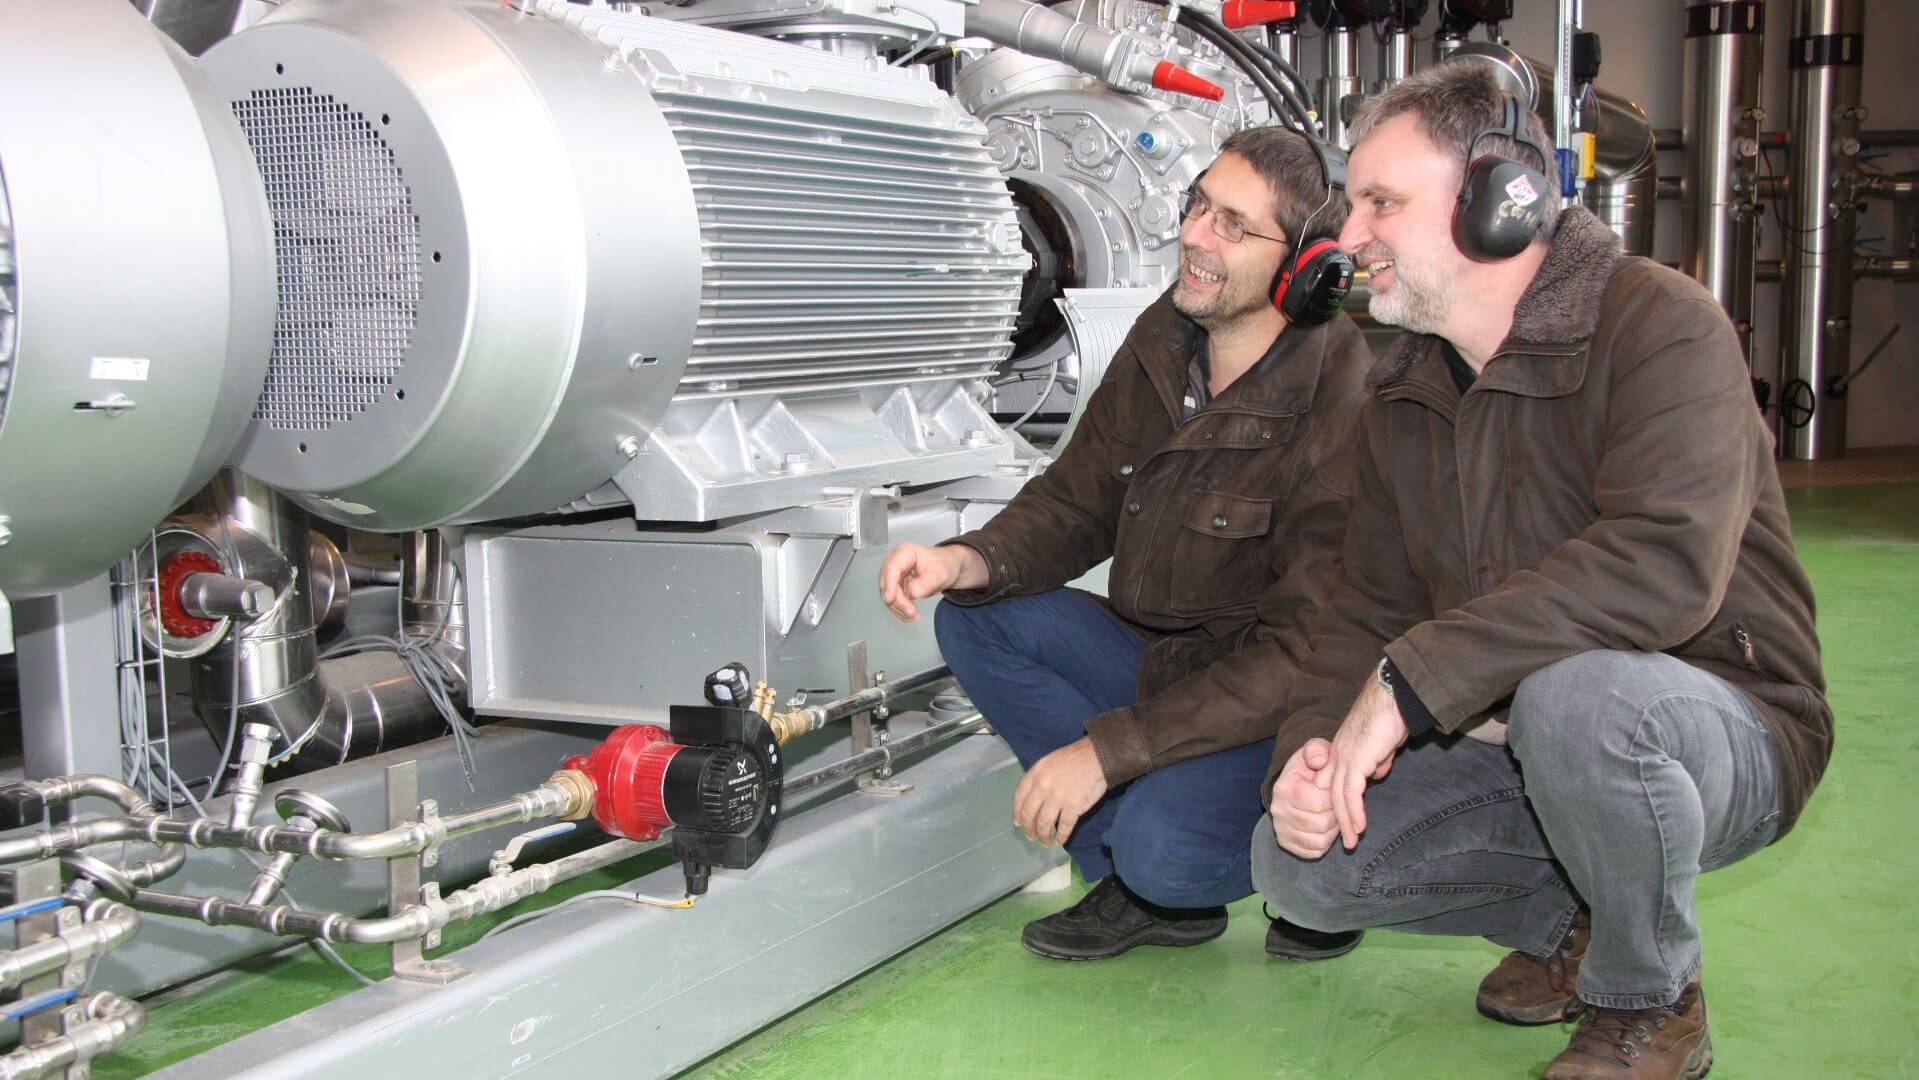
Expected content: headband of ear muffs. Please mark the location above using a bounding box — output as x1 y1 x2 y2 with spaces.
1452 96 1556 262
1267 133 1354 328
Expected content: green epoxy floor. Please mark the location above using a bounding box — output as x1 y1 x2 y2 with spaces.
97 483 1919 1078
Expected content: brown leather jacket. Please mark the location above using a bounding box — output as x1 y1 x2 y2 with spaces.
945 291 1374 787
1268 209 1832 838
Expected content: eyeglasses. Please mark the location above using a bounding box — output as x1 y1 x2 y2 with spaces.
1179 188 1287 246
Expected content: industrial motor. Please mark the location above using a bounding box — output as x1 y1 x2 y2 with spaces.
198 0 1032 531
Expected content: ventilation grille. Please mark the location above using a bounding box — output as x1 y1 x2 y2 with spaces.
232 87 421 431
0 163 15 429
659 93 1025 401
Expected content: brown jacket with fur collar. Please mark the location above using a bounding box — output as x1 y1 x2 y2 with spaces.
1266 209 1831 838
945 292 1374 786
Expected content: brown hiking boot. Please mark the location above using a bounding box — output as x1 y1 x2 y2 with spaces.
1541 980 1711 1079
1476 908 1589 1025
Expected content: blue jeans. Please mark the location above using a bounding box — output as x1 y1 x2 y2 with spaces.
1252 650 1782 1009
935 589 1274 910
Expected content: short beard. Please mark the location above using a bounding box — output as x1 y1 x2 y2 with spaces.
1173 267 1269 330
1367 254 1455 336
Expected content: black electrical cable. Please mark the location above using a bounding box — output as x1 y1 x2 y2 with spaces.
1241 37 1323 137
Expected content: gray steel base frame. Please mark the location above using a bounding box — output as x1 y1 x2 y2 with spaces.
151 729 1059 1079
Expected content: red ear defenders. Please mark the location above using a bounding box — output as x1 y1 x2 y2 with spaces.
1269 132 1353 327
1453 96 1556 262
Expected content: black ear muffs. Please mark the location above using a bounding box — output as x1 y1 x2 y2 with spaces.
1271 237 1354 327
1452 97 1555 262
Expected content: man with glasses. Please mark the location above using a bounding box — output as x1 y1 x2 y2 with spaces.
876 127 1375 961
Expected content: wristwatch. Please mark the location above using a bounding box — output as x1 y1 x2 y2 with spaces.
1375 657 1395 694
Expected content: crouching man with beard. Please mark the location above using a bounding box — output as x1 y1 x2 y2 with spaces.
1251 64 1830 1078
876 126 1376 962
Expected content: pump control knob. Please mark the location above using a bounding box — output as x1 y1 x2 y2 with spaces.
704 662 753 708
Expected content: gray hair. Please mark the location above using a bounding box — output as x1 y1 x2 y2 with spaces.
1348 63 1560 234
1217 125 1347 246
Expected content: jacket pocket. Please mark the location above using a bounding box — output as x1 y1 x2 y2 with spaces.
1166 491 1275 615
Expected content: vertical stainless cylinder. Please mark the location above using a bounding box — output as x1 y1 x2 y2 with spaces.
1780 0 1863 460
1376 24 1412 91
1321 25 1361 147
1271 23 1300 73
1682 0 1766 363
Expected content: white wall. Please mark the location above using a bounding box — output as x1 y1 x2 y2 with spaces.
1335 0 1917 450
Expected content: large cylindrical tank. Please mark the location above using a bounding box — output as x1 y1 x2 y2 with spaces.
0 0 275 598
201 0 1030 530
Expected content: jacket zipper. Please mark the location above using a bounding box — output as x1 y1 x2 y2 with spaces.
1732 623 1760 672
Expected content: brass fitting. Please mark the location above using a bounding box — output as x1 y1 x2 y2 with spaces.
546 769 596 822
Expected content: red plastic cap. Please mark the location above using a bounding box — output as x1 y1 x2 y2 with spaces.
1220 0 1297 28
1152 62 1224 102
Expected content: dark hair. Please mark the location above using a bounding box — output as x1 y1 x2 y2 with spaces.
1348 63 1560 233
1216 126 1347 246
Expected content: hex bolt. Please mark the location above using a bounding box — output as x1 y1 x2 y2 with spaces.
617 435 642 459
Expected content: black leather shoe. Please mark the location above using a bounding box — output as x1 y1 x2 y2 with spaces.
1263 905 1363 961
1020 877 1228 961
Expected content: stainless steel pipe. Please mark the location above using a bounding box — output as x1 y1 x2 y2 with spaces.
0 778 582 864
0 901 140 991
1780 0 1865 460
1682 0 1766 358
0 992 145 1080
123 711 988 944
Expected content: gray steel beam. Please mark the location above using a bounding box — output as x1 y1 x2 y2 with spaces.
148 727 1056 1079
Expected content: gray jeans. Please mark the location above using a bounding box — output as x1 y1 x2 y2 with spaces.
1252 650 1782 1009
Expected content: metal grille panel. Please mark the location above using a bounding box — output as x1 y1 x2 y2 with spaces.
0 163 15 428
659 95 1025 401
232 87 421 431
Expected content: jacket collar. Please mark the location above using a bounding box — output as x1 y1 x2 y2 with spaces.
1370 208 1623 399
1132 288 1332 421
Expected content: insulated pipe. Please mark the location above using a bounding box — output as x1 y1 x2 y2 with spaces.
1682 0 1767 359
0 901 140 991
0 992 145 1080
1780 0 1864 460
189 470 329 750
297 530 467 769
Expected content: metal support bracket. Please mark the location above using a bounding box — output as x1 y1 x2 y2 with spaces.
384 762 467 986
847 642 911 797
3 859 84 1078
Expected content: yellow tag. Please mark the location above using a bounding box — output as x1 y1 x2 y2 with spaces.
1578 133 1598 179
